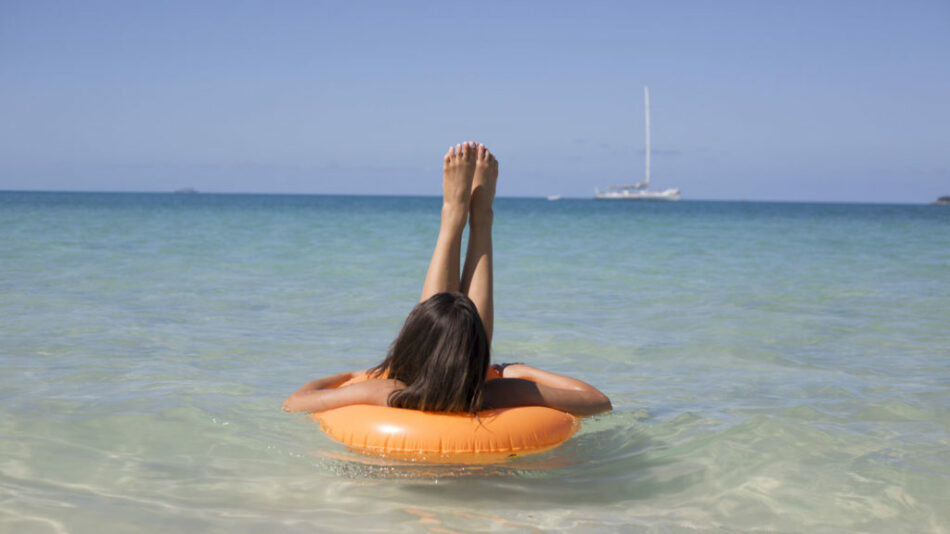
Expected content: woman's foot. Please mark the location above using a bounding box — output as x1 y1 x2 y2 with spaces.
442 142 478 223
471 144 498 221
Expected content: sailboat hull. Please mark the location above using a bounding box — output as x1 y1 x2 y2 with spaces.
594 188 680 201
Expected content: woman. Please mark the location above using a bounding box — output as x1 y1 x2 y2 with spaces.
283 142 611 416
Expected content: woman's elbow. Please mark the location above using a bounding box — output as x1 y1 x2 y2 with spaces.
578 392 612 416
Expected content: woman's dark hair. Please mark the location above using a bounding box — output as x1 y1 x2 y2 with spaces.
371 292 490 413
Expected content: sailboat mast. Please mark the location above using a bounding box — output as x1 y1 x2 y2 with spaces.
644 85 651 187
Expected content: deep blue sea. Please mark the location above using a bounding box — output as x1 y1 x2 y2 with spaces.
1 191 948 532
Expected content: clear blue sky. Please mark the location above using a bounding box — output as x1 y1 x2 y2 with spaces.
2 1 948 202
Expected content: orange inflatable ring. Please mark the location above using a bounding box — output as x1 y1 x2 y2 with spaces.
310 370 579 462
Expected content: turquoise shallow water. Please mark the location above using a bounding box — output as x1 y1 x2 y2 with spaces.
1 191 949 533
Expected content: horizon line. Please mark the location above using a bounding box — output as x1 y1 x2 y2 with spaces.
0 188 944 206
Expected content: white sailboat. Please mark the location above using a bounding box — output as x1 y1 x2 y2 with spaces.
595 86 680 201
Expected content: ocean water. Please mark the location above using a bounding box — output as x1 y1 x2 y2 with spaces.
1 191 948 533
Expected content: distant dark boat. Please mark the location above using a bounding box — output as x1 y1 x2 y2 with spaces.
174 188 198 194
934 196 950 205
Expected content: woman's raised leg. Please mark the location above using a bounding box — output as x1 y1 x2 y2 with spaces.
461 144 498 342
420 142 477 302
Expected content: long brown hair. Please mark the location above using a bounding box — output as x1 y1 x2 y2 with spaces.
371 292 490 413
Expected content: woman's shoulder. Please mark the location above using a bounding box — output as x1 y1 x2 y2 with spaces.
342 376 402 404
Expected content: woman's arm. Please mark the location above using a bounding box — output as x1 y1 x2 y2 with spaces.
482 364 612 416
282 372 400 413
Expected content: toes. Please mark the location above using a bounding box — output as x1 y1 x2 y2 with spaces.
448 142 484 162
